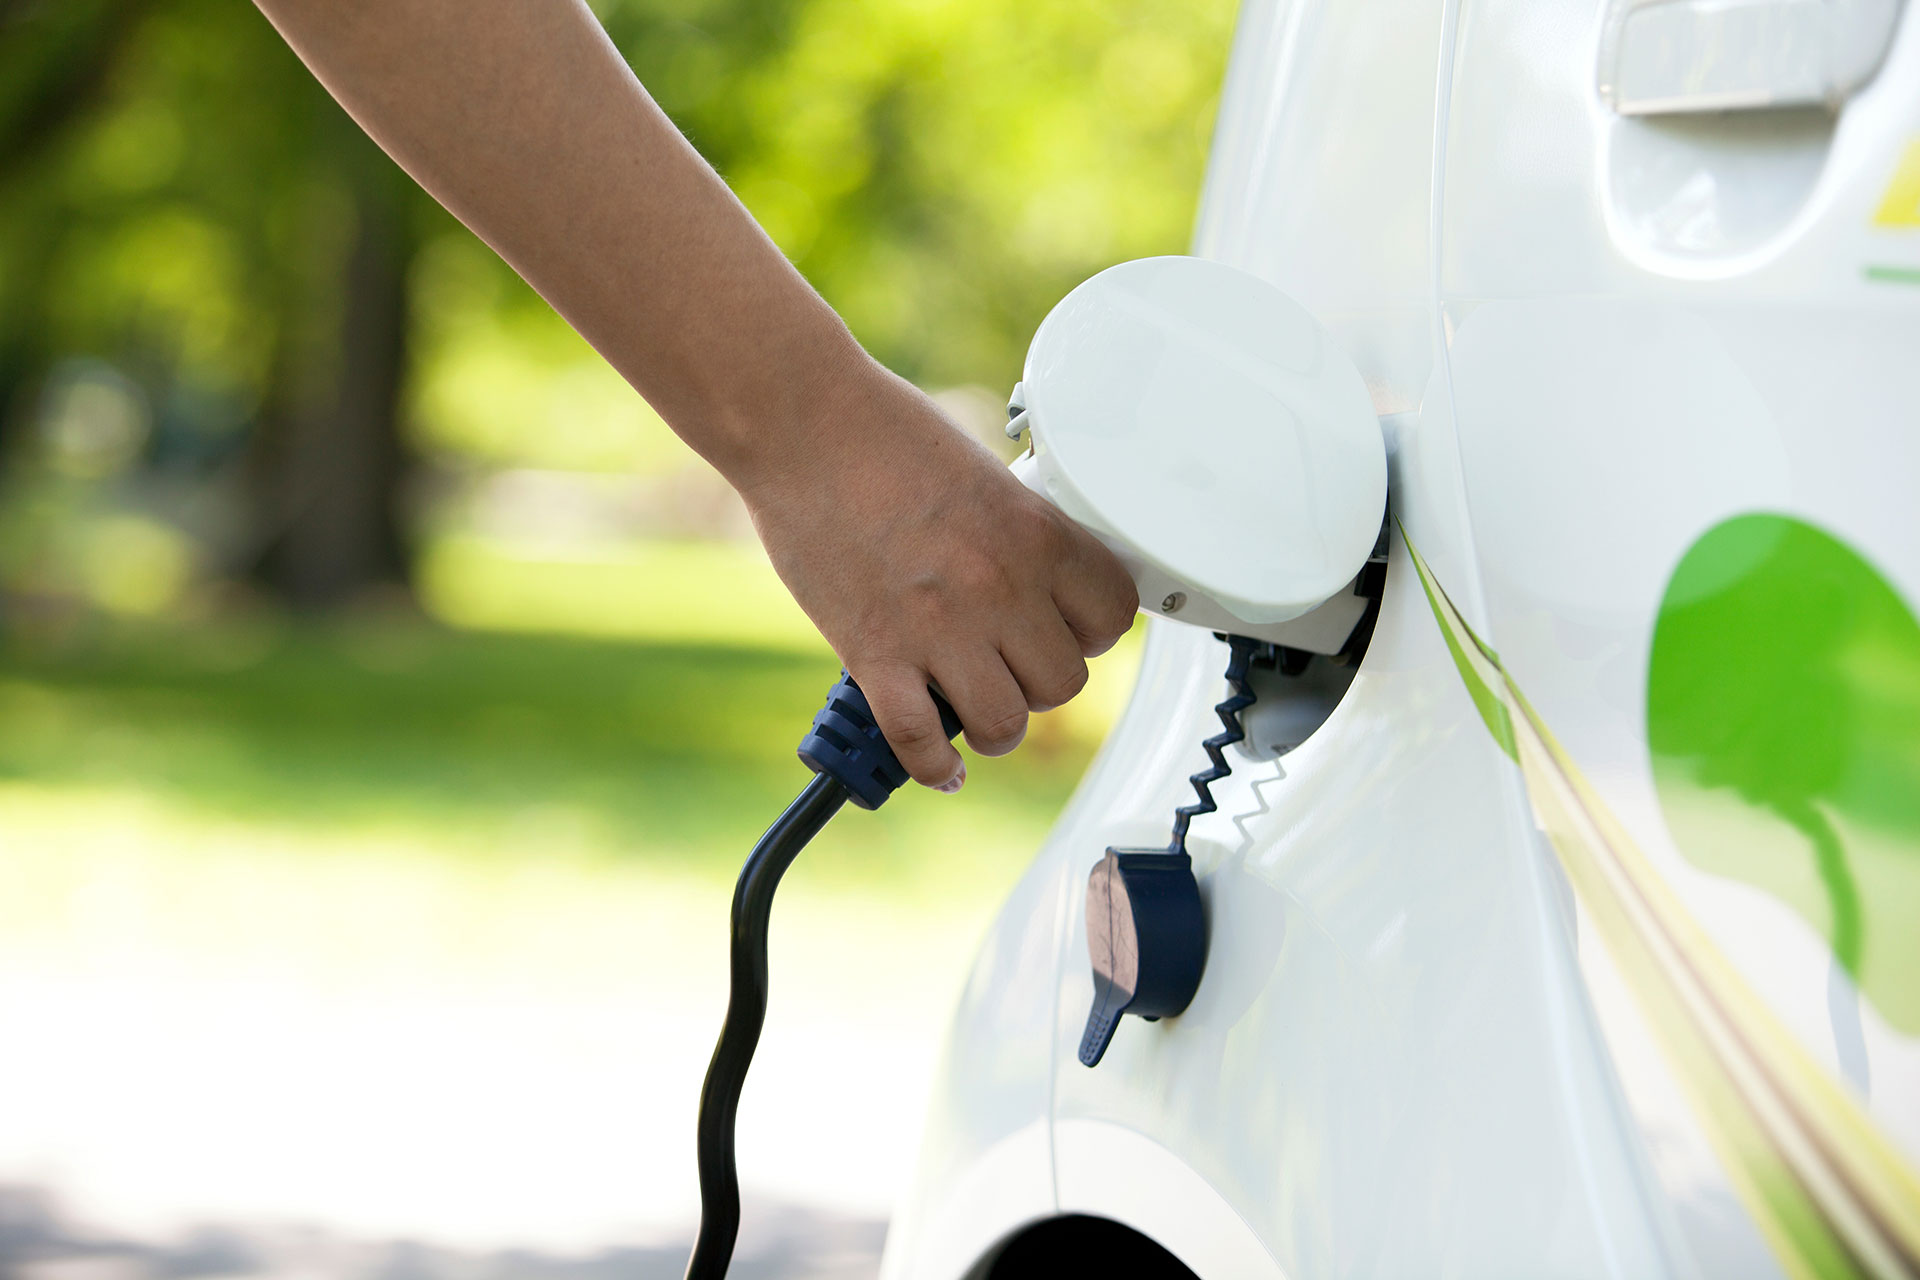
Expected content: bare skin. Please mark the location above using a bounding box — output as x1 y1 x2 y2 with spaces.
252 0 1137 791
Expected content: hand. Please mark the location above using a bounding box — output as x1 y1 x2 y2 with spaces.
742 360 1138 791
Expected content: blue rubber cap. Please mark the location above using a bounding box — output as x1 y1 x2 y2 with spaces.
797 671 963 810
1078 848 1207 1068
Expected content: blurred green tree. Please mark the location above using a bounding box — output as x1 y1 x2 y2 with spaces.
1 0 429 606
0 0 1235 611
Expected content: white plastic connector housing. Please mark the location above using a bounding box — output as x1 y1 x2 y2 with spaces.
1007 256 1386 651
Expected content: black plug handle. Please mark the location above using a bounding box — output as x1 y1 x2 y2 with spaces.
797 670 963 810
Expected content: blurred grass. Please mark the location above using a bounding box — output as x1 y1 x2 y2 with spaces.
417 533 821 651
0 610 1137 898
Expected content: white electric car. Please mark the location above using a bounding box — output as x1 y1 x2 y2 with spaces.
882 2 1920 1277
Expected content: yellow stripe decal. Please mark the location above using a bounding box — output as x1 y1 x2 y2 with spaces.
1873 140 1920 228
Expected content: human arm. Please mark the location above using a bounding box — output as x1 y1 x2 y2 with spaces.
251 0 1138 789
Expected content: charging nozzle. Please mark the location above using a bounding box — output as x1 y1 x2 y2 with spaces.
1005 255 1387 656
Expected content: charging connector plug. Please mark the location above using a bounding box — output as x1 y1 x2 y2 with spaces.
798 672 963 809
685 671 959 1280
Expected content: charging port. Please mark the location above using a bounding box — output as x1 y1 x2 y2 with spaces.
1234 523 1387 763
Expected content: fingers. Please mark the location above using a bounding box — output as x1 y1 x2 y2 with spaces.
1000 612 1090 713
813 450 1137 795
1048 520 1139 658
931 654 1030 759
859 664 964 791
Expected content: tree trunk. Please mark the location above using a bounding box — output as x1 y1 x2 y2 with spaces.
249 144 415 610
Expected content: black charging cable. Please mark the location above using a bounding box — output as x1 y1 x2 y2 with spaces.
684 672 960 1280
683 772 845 1280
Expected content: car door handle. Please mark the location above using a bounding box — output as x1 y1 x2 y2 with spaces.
1599 0 1906 115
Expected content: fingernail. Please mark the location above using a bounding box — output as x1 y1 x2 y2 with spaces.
936 763 966 794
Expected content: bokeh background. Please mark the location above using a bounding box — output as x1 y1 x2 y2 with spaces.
0 1 1235 1275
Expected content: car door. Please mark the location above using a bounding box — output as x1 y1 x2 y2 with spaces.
1438 2 1920 1276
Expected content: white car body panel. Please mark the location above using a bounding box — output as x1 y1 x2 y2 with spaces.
884 1 1920 1276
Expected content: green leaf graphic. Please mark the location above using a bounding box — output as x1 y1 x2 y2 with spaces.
1650 515 1920 1033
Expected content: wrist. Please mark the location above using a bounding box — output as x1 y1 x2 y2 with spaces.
725 337 907 508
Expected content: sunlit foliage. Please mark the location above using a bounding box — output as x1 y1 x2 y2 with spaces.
3 0 1235 495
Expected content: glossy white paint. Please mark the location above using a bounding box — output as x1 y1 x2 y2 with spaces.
1194 0 1442 418
1052 1121 1281 1277
878 855 1068 1280
883 1 1920 1276
1050 547 1670 1279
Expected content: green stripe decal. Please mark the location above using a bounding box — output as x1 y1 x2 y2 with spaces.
1863 264 1920 286
1403 535 1517 761
1402 526 1920 1280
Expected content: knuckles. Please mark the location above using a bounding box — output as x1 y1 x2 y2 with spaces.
882 713 943 755
1031 661 1089 711
1089 590 1139 650
885 718 959 786
965 706 1029 756
1096 575 1141 635
1013 499 1069 550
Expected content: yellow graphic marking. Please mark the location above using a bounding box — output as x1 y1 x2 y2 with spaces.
1873 140 1920 228
1405 531 1920 1280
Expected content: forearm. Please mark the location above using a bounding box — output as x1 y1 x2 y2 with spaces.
253 0 1140 789
252 0 868 492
